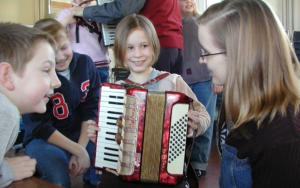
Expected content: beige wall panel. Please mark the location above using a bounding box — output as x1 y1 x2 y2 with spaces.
294 1 300 31
0 0 38 25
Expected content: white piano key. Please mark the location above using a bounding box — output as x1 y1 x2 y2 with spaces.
95 157 118 169
100 106 124 114
100 101 125 109
99 111 122 119
98 119 118 128
100 96 125 103
96 85 125 169
97 135 118 146
101 86 125 94
98 128 117 137
97 144 119 155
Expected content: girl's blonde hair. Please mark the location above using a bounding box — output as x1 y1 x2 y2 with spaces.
114 14 160 68
198 0 300 128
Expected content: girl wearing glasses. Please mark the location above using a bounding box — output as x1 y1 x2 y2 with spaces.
178 0 219 181
198 0 300 187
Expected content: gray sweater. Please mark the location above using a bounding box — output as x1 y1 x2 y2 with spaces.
181 16 211 85
0 92 19 187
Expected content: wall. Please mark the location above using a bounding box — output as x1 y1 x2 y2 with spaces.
0 0 39 25
294 0 300 30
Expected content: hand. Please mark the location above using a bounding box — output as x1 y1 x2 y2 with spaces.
71 6 84 17
87 122 99 143
211 83 224 94
5 156 36 181
186 110 206 137
69 146 90 177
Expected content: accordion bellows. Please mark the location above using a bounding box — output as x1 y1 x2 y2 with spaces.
95 83 190 185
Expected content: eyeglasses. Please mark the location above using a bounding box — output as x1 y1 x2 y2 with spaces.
199 48 226 59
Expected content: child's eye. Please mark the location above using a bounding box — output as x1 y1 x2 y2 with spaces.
142 44 148 48
127 46 134 50
61 46 67 51
43 69 50 73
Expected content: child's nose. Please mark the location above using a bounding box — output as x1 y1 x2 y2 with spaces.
134 47 142 57
55 50 64 61
51 73 61 89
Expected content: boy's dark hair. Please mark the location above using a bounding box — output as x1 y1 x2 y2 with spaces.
0 23 56 74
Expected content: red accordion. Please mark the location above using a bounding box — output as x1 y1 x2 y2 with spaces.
94 83 191 185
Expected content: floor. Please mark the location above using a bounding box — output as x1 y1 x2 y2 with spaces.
198 138 221 188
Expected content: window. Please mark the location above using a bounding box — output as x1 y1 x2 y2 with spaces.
194 0 223 14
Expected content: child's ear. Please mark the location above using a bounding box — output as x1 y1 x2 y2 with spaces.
0 62 15 90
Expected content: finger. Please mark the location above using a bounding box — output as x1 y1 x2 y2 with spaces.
186 128 194 138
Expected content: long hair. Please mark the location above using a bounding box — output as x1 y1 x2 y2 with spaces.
198 0 300 128
113 14 160 68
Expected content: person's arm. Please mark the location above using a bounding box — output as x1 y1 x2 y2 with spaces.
22 112 57 144
87 123 99 143
79 55 100 122
0 157 36 187
0 160 14 187
56 8 76 27
73 0 146 24
78 120 96 147
175 76 211 137
211 83 224 94
47 130 90 176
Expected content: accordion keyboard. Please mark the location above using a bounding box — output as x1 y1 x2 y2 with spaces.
97 0 116 46
101 23 116 46
95 86 126 169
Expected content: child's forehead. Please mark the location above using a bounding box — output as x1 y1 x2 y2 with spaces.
55 30 68 40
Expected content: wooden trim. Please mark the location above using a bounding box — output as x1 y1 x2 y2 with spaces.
51 1 71 9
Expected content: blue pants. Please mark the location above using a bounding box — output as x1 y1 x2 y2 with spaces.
189 80 217 170
219 144 252 188
25 139 100 188
96 66 109 83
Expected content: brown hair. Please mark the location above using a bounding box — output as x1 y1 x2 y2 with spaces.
0 23 56 75
113 14 160 68
34 18 67 41
198 0 300 128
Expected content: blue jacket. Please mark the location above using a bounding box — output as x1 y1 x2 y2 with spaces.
23 52 100 144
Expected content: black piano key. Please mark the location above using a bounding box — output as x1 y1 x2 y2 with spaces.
106 131 116 135
108 95 124 99
104 158 118 163
106 137 115 141
108 101 124 105
107 110 123 115
104 147 118 152
107 116 118 120
106 122 116 126
104 152 118 157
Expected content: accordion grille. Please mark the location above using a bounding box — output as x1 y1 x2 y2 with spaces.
140 91 165 182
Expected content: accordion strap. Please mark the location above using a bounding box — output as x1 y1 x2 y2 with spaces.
124 72 170 88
